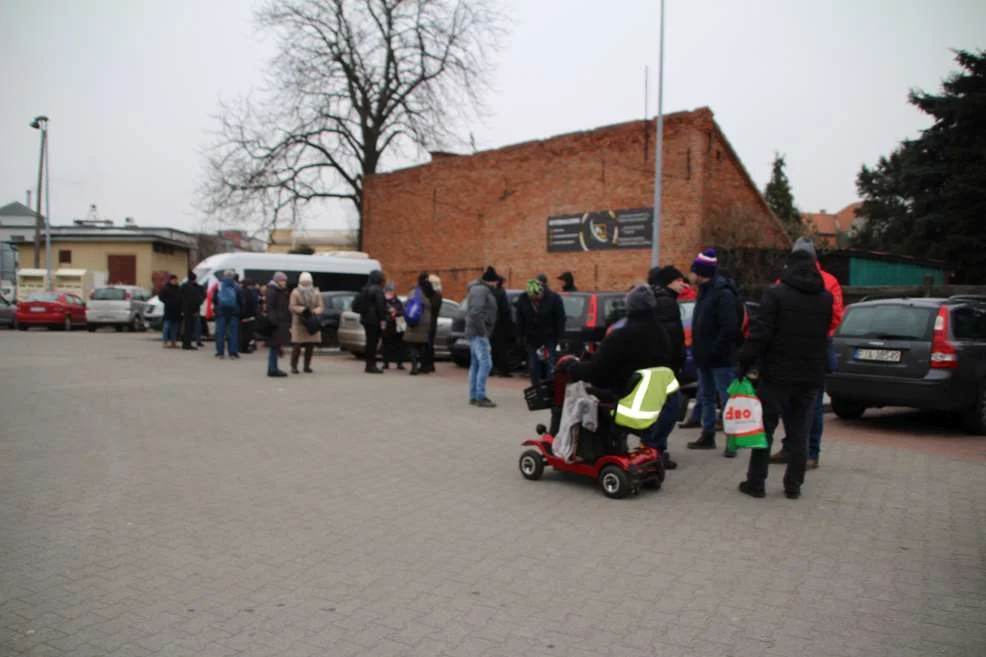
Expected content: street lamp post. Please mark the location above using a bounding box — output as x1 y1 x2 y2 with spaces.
30 115 51 290
649 0 666 268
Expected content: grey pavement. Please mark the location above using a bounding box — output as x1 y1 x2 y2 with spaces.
1 331 985 657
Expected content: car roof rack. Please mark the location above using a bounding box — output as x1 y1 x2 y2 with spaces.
948 294 986 302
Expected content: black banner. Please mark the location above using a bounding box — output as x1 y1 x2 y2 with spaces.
546 208 653 252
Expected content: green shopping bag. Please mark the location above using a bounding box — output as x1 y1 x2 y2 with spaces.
723 378 769 451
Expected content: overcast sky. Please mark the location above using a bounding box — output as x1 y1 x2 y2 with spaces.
1 0 984 233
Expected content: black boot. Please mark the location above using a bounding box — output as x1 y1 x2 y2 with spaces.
303 348 313 373
290 348 300 374
687 431 717 450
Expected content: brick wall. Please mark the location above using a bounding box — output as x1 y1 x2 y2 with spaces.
364 107 780 299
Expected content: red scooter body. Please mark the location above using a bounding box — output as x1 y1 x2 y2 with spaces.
519 359 665 499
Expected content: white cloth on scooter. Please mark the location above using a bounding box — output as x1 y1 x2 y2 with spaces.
554 381 599 462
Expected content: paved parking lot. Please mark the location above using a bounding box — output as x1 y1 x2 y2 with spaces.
1 331 985 657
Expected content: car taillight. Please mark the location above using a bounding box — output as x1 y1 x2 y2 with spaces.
124 291 132 300
585 294 598 330
930 306 958 369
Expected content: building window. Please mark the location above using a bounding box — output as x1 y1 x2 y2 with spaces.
58 249 71 264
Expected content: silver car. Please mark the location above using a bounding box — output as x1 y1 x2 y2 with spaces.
338 299 460 358
86 286 151 332
0 295 15 329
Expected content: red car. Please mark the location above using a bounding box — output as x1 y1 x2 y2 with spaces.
16 292 88 331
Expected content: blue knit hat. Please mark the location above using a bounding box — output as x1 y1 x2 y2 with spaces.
690 248 718 278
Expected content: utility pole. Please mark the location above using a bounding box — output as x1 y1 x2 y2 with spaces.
649 0 665 268
31 116 48 270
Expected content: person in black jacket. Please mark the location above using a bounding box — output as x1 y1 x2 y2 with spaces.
265 272 292 377
159 274 182 349
490 277 515 377
641 265 688 469
516 279 567 386
419 272 442 374
179 272 202 351
565 285 671 395
686 248 741 455
239 279 260 354
736 250 833 500
557 271 578 292
357 269 388 374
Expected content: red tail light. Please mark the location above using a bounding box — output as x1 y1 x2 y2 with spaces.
124 291 132 300
930 306 958 369
585 294 598 330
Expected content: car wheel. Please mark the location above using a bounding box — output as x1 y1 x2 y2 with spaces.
87 325 97 333
130 315 145 332
115 324 125 332
831 396 866 420
63 316 73 331
18 323 28 331
961 386 986 436
599 465 631 499
518 450 545 480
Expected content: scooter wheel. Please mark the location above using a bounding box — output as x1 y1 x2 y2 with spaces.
519 450 544 480
599 465 631 499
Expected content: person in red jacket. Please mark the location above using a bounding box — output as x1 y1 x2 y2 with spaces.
771 237 844 469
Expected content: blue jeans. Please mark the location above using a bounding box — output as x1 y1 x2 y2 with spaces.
469 336 492 401
215 314 240 356
699 366 733 433
268 346 279 374
642 390 681 455
162 318 179 342
527 342 556 387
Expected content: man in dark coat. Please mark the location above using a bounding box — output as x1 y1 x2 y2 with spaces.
516 279 567 386
179 272 202 351
159 274 182 349
565 285 671 394
685 248 741 455
357 269 388 374
239 279 260 354
557 271 577 292
641 265 688 469
737 249 833 499
265 272 292 377
490 277 515 377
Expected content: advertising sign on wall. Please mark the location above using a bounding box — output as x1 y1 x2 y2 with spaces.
546 208 654 252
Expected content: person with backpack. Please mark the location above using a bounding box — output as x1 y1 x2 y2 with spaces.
213 270 244 360
354 270 388 374
288 272 325 374
685 248 742 457
265 272 291 377
736 246 833 499
403 272 436 375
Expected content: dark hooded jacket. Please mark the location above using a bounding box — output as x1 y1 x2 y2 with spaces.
738 255 833 386
516 288 566 347
692 275 740 368
651 285 685 375
568 309 671 394
358 270 388 328
180 277 204 316
265 283 292 348
160 281 182 321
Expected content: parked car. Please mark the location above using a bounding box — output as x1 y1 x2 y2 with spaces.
86 285 151 332
0 295 16 329
338 298 461 358
16 292 87 331
826 296 986 435
143 295 164 330
319 291 358 347
449 291 624 369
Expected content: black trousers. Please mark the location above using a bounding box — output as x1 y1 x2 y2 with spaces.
747 381 820 492
181 314 199 348
240 317 255 353
364 323 381 370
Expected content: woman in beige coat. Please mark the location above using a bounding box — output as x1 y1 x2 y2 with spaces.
289 272 325 374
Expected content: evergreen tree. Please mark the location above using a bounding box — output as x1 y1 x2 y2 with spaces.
854 49 986 283
763 154 802 238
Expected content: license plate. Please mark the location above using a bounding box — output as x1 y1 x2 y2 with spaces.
30 307 45 313
855 348 901 363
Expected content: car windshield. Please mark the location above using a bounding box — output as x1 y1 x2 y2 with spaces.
27 293 59 302
91 288 128 301
837 305 934 340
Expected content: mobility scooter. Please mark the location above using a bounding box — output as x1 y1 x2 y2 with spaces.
518 356 672 499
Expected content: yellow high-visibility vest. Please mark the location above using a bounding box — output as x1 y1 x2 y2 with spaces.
615 367 680 431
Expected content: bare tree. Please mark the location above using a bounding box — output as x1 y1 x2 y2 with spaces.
201 0 506 249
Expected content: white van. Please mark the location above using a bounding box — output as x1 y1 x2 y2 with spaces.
192 252 382 320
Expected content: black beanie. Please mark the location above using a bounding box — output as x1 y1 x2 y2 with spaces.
653 265 685 288
482 266 499 282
